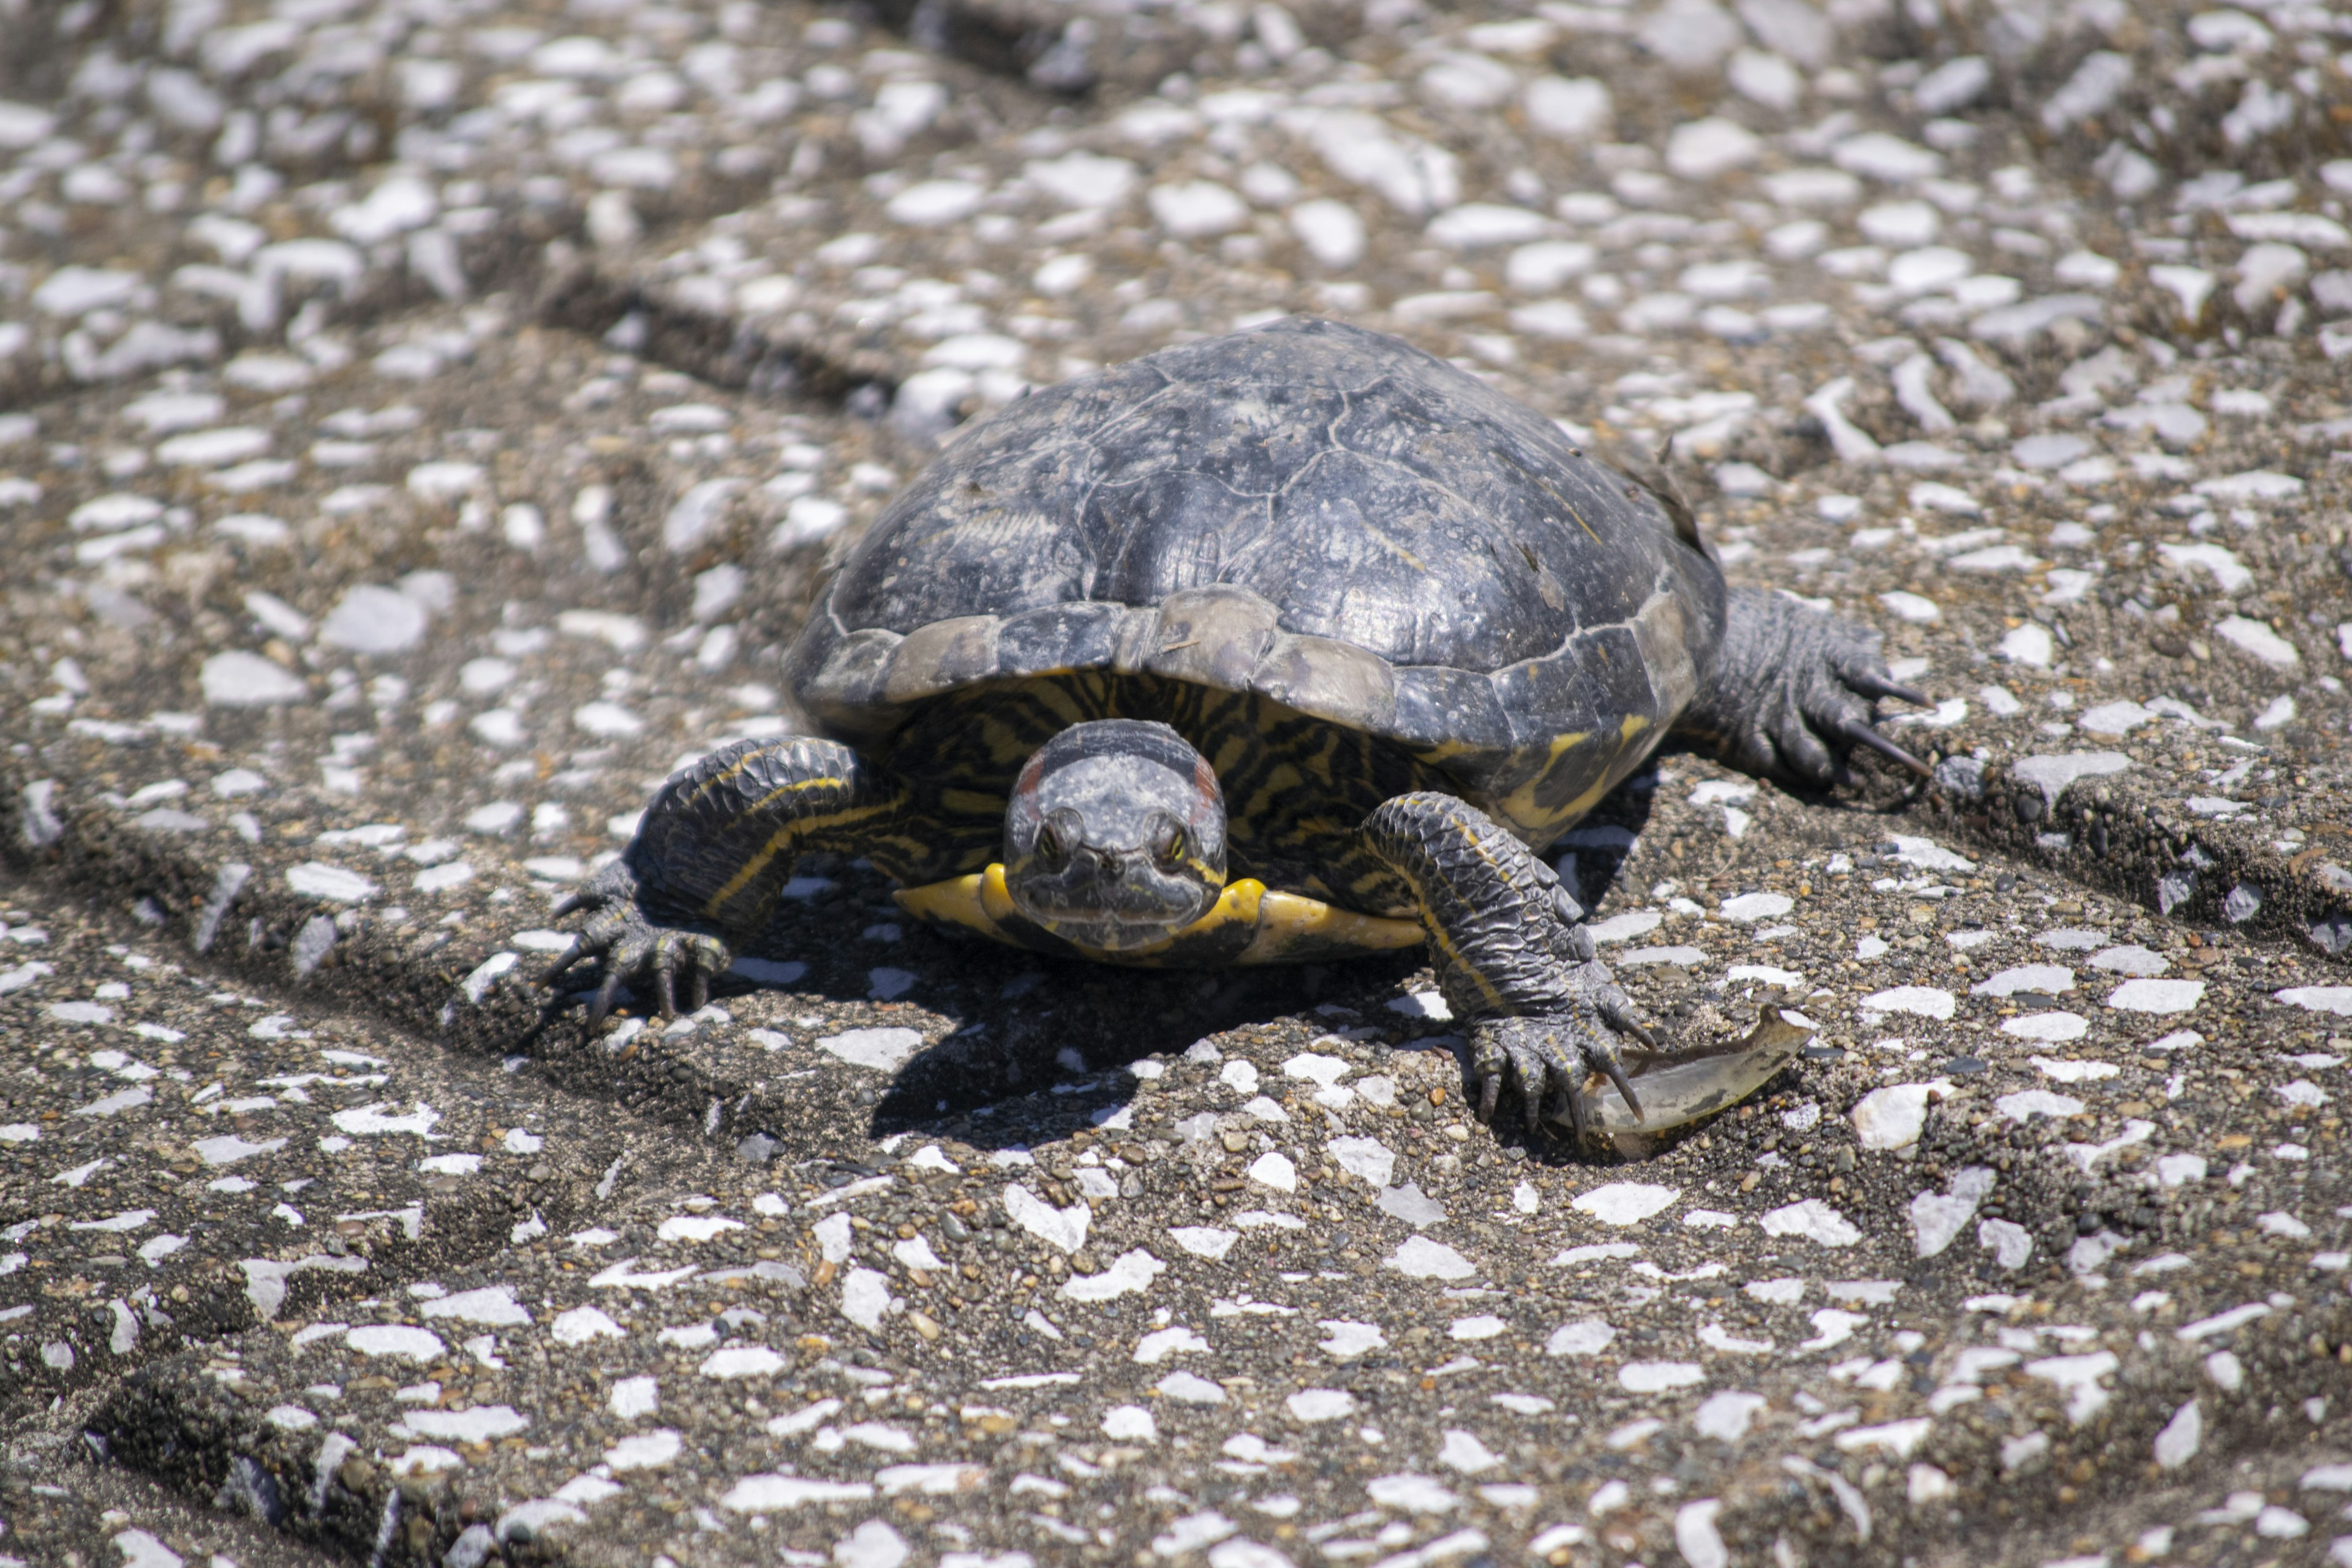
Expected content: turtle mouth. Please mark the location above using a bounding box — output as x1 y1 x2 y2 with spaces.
1005 852 1219 950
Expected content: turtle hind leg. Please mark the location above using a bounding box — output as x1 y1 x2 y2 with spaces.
541 736 913 1021
1358 791 1667 1140
1676 585 1931 792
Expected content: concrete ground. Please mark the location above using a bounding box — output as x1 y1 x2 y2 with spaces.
3 0 2351 1564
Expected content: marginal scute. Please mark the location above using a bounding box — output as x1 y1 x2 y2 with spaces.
797 627 899 736
884 615 1001 705
1144 586 1282 692
1253 631 1398 737
1627 584 1707 720
1107 604 1166 674
1388 666 1515 761
997 601 1126 677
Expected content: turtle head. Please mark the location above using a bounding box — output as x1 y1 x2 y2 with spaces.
1003 720 1227 950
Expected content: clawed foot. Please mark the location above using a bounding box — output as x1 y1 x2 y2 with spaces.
1470 962 1659 1141
1687 586 1932 790
536 860 733 1023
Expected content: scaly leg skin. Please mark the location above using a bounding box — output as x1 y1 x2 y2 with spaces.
539 736 907 1023
1675 584 1932 790
1361 792 1660 1140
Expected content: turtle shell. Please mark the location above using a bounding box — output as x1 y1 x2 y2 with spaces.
786 318 1725 845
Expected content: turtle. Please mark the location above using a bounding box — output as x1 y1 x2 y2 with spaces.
540 318 1928 1137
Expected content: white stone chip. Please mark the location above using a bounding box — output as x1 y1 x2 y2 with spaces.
1665 118 1760 179
604 1428 683 1471
1619 1361 1704 1392
1365 1472 1459 1513
1545 1319 1615 1356
1063 1249 1166 1302
1287 1388 1356 1422
405 1406 529 1443
1438 1429 1502 1474
1760 1200 1861 1248
347 1324 444 1361
1717 892 1792 922
201 650 307 707
2214 616 2300 668
551 1306 625 1344
1150 181 1249 238
2010 752 2132 811
1387 990 1452 1020
1572 1183 1679 1226
1996 1090 2085 1121
816 1028 925 1071
318 584 428 654
2109 979 2204 1015
840 1267 894 1331
1851 1082 1951 1150
2277 987 2352 1017
1169 1227 1238 1261
1156 1371 1227 1404
1910 1167 1994 1258
420 1287 529 1326
1005 1186 1088 1253
1386 1237 1476 1280
1136 1325 1212 1363
1857 986 1954 1020
1523 76 1611 141
1974 964 2075 998
1584 910 1662 943
1102 1404 1158 1441
1289 200 1366 269
1247 1152 1297 1192
2003 1013 2089 1043
720 1474 873 1510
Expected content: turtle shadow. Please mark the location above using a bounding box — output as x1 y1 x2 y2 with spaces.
1548 767 1662 912
865 948 1434 1147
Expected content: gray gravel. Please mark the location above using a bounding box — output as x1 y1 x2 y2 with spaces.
4 0 2352 1564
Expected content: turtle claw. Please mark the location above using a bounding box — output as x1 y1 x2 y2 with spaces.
1836 717 1933 778
1839 669 1930 708
1471 1001 1651 1145
536 859 734 1025
535 937 588 990
590 965 627 1027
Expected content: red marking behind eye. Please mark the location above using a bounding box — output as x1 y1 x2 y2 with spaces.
1192 756 1222 813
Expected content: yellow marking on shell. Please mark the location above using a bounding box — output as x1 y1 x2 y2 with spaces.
1494 730 1589 840
893 866 1423 966
1491 712 1666 842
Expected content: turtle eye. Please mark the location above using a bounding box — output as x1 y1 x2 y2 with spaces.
1033 821 1066 867
1158 826 1188 866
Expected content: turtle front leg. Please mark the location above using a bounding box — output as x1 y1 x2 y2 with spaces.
1360 792 1658 1139
1675 585 1932 790
540 736 908 1022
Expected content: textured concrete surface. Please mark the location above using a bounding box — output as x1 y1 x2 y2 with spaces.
4 0 2352 1564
